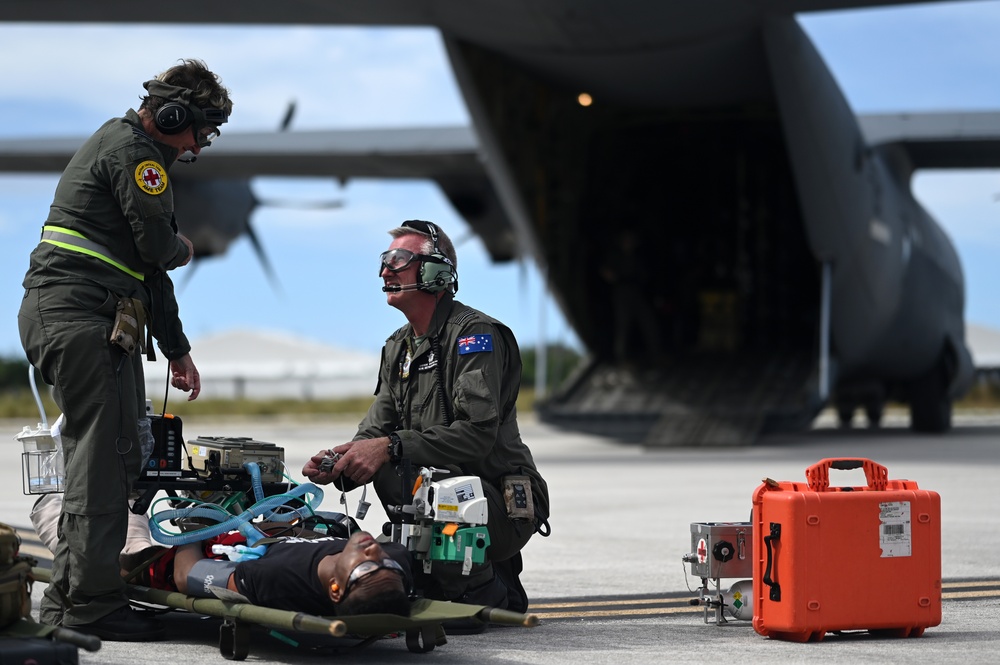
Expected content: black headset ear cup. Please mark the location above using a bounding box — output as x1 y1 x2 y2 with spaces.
155 102 192 135
418 258 455 293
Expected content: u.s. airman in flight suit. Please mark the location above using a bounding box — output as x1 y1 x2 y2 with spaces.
304 220 550 615
17 59 232 642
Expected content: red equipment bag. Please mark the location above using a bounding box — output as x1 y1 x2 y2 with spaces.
751 458 941 642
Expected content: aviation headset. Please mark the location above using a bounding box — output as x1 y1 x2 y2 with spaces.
402 219 458 294
142 79 228 138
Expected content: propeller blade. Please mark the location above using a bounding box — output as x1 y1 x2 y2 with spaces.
279 100 297 132
244 222 283 295
177 258 199 294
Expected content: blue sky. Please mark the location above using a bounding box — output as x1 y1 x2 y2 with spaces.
0 1 998 365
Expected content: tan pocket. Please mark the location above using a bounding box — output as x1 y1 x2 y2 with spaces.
109 297 146 355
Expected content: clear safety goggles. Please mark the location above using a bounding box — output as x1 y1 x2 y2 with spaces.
379 248 450 275
195 126 220 148
192 106 227 148
342 558 406 597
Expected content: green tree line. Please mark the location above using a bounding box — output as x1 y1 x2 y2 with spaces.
0 355 30 393
519 343 584 393
7 350 1000 418
0 346 586 419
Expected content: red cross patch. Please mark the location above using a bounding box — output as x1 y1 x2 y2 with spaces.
134 160 168 195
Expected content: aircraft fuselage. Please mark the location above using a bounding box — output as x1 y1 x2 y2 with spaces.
442 13 972 441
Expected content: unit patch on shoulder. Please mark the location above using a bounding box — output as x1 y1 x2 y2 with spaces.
458 334 493 355
135 160 168 195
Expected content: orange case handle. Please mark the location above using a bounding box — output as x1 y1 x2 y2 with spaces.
806 458 888 492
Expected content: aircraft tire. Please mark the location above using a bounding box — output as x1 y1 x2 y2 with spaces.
864 400 884 429
909 362 952 433
836 403 855 429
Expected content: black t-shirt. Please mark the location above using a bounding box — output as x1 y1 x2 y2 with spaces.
233 536 411 616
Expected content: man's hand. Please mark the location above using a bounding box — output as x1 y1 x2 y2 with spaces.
169 353 201 401
302 438 390 486
302 450 342 485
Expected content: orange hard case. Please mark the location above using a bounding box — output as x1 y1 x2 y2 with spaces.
751 458 941 642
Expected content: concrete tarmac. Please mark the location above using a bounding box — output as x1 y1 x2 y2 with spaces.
2 410 998 664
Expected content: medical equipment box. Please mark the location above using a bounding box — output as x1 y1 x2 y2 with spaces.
188 436 285 484
751 458 941 642
141 413 185 479
688 522 753 580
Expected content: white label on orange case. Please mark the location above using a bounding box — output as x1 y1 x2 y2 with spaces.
879 501 912 557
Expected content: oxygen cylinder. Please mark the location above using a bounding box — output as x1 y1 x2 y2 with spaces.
722 579 753 620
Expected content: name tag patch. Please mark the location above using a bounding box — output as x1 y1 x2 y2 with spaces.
417 350 438 372
458 334 493 355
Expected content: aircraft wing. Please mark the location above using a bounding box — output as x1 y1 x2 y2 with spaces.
0 126 478 178
0 1 956 26
15 113 999 177
859 111 1000 170
0 126 519 261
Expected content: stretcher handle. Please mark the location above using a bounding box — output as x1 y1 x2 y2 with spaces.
806 458 888 492
58 628 102 653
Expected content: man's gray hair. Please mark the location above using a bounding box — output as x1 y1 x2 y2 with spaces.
389 221 457 270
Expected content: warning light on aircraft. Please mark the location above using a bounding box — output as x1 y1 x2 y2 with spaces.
577 93 593 107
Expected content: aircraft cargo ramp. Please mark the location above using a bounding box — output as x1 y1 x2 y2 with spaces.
536 352 821 446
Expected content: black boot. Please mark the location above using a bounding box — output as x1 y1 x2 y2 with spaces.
68 606 166 642
441 574 509 634
493 552 528 613
457 573 509 609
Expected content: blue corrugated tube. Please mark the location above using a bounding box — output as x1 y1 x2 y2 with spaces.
147 462 325 547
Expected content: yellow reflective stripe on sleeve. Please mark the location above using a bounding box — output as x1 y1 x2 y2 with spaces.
40 225 144 281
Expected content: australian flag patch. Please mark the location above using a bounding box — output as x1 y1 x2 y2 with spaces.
457 334 493 355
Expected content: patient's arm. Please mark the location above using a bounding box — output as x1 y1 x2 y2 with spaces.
173 541 242 595
172 542 204 594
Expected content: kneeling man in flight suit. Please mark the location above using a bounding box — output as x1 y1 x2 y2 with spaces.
304 220 551 618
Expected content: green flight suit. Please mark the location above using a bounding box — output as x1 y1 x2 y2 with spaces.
355 293 550 599
17 109 192 627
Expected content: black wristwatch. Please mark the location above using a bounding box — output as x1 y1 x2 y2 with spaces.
387 432 403 464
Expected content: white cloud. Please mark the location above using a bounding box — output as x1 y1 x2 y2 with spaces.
0 24 467 132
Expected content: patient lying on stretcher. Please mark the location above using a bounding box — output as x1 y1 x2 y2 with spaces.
172 530 412 617
31 494 412 619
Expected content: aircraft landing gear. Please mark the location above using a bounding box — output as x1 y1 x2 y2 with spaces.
834 385 885 429
864 399 884 429
836 403 855 429
909 359 952 433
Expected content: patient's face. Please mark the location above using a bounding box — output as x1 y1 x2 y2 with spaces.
337 532 387 572
331 531 405 603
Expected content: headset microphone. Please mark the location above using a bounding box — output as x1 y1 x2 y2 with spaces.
382 282 423 293
177 156 197 164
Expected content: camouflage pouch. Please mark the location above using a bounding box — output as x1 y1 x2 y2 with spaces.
110 296 148 357
0 522 36 629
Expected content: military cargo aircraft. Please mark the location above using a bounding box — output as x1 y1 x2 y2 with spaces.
0 1 997 445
